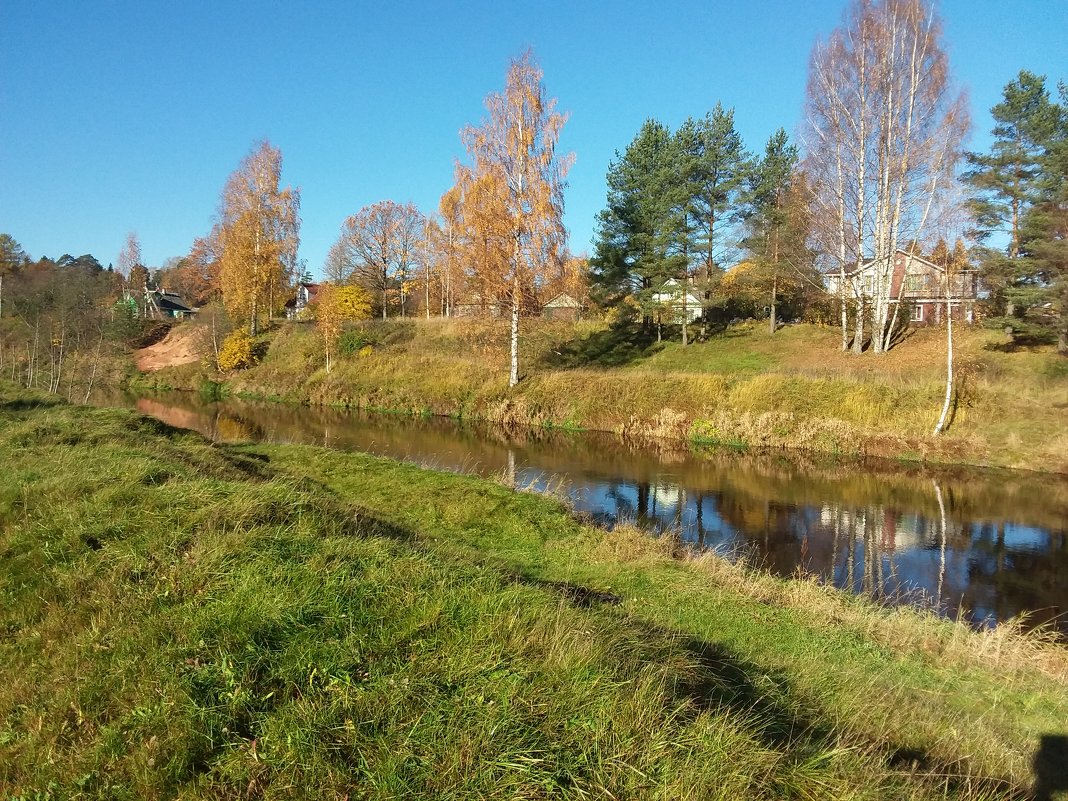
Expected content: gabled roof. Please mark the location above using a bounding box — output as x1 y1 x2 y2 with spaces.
153 291 194 313
543 292 582 309
863 249 942 271
828 249 945 277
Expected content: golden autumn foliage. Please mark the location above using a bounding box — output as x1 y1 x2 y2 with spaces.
216 329 258 372
315 283 372 373
218 141 301 336
326 200 424 319
457 48 573 386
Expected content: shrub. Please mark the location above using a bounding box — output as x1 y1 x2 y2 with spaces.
339 329 380 356
217 330 258 371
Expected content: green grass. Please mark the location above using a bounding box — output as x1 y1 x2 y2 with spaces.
129 317 1068 473
2 386 1067 799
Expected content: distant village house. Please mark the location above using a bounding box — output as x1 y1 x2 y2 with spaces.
541 292 583 321
652 278 703 324
285 282 321 319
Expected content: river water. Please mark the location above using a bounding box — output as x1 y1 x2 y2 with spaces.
92 391 1068 635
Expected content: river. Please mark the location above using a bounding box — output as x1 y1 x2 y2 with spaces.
92 390 1068 636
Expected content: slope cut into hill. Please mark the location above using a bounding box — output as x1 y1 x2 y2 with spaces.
134 323 204 372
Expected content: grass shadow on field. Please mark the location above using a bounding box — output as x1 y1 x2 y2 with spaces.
538 323 666 369
0 396 64 413
1033 735 1068 801
515 572 832 746
516 569 1022 799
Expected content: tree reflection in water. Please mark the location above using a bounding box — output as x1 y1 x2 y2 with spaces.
98 390 1067 635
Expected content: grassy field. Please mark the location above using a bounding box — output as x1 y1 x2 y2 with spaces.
134 317 1068 473
2 385 1068 799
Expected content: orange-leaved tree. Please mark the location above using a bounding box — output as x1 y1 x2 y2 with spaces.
328 200 424 319
460 49 572 386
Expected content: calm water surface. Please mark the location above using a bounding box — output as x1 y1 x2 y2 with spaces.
93 390 1068 635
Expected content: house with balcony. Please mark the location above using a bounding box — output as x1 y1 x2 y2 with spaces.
824 249 978 324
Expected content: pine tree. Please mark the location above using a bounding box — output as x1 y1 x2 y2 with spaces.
591 120 679 324
743 129 801 333
1016 85 1068 352
965 71 1061 317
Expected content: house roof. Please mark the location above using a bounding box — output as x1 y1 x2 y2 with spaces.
824 249 946 277
153 291 194 313
543 292 582 309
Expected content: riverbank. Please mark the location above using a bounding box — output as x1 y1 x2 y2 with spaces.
2 386 1067 799
132 317 1068 474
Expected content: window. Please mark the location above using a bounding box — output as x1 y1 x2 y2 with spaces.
911 303 924 322
904 274 923 293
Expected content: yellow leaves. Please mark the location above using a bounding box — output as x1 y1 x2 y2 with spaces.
457 49 572 291
217 141 301 334
216 330 258 372
315 283 373 372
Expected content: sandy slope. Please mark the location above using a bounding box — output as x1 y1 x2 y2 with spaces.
135 325 203 372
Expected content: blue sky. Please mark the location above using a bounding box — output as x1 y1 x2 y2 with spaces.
1 0 1064 277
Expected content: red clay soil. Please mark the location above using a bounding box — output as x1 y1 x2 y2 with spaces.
135 325 203 372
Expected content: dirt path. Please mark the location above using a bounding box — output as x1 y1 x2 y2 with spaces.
135 325 203 372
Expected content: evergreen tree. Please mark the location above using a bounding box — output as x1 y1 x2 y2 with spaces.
590 119 679 321
965 71 1060 316
1016 83 1068 351
688 104 751 303
742 129 803 333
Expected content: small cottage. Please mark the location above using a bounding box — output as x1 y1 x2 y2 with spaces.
825 250 978 324
142 289 195 319
541 293 583 321
653 278 702 324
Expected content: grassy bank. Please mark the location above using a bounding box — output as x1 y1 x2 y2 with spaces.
132 317 1068 473
2 386 1067 799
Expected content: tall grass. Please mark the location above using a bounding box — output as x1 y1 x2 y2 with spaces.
4 388 1066 798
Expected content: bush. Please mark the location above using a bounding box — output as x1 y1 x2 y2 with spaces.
339 328 380 356
217 330 258 371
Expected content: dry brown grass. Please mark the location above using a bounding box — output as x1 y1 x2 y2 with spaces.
134 317 1068 473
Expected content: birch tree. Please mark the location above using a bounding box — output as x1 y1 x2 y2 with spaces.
331 200 424 319
803 0 969 354
437 185 465 316
316 283 372 373
461 49 572 386
218 141 301 336
117 232 143 280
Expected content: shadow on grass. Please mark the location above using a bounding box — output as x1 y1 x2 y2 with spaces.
538 323 665 369
1034 735 1068 801
0 396 64 413
513 568 1022 799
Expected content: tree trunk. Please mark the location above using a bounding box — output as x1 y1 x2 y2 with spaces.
382 267 388 320
681 282 688 346
509 273 520 388
852 294 865 354
769 275 778 335
933 286 954 435
840 270 849 351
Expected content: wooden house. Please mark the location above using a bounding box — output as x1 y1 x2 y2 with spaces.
652 278 703 324
541 293 583 321
824 250 978 324
285 282 321 319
